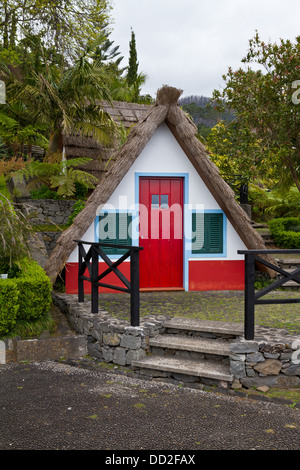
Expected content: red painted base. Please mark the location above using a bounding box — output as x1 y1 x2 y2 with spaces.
65 262 131 294
188 260 245 291
65 260 245 294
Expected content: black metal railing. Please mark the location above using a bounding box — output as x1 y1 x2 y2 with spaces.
238 249 300 340
75 240 143 327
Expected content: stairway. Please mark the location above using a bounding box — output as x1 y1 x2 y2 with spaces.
131 318 244 387
275 257 300 288
252 222 300 289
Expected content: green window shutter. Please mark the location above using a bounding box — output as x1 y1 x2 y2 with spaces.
98 213 132 254
192 212 223 254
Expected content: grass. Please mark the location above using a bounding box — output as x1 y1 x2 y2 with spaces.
1 311 56 340
96 290 300 335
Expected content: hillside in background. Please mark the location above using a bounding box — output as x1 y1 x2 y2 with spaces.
179 95 234 138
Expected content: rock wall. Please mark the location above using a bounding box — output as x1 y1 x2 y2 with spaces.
230 330 300 389
18 198 76 226
52 292 165 366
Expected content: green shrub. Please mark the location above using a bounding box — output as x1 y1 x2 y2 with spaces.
0 279 19 335
269 217 300 248
30 185 60 200
15 259 52 321
67 199 85 226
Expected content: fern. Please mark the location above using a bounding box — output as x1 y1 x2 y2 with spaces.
14 157 97 198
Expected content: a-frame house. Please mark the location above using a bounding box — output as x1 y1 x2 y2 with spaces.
45 86 272 293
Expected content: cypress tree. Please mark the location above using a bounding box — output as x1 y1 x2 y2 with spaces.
126 29 138 86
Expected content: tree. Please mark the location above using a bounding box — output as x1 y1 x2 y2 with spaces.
212 32 300 192
126 29 138 87
1 40 116 157
0 0 113 64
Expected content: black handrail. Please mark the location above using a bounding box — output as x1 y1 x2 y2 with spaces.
238 249 300 340
75 240 143 327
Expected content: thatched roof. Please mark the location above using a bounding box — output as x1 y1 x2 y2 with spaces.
63 100 151 180
45 85 274 283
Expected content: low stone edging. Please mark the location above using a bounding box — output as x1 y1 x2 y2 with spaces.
52 292 166 367
230 328 300 389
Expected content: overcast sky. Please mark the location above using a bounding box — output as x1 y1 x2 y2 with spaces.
110 0 300 99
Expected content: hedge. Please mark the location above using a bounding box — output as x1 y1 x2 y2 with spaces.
0 259 52 335
0 279 19 336
269 217 300 249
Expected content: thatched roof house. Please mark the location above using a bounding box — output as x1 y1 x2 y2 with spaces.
63 100 151 180
46 86 273 290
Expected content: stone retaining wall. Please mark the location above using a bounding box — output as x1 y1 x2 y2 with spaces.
230 330 300 389
18 198 76 226
52 292 300 389
52 292 166 366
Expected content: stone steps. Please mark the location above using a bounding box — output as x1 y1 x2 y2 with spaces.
132 355 234 383
131 318 244 387
149 334 231 356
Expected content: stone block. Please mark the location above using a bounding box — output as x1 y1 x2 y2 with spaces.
102 332 121 346
254 359 282 376
230 359 246 379
120 335 141 350
230 340 259 354
126 348 146 365
246 352 264 364
114 347 126 366
102 346 114 363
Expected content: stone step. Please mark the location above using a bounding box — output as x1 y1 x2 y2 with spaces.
163 317 244 337
275 258 300 265
131 355 233 383
149 334 231 356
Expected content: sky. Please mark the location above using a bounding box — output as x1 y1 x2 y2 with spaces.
110 0 300 99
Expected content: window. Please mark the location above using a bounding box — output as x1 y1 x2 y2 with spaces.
151 194 169 209
151 194 159 209
98 212 132 254
192 212 223 254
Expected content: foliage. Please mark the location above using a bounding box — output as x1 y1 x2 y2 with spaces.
14 259 52 321
16 157 97 197
211 32 300 192
0 0 113 65
1 39 118 158
0 279 19 335
0 258 52 335
0 107 48 158
30 185 60 200
0 194 33 266
248 184 300 220
126 29 138 87
67 199 86 226
269 217 300 248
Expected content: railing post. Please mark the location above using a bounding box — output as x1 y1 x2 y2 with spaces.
91 244 99 314
78 242 84 303
244 253 256 340
130 247 140 327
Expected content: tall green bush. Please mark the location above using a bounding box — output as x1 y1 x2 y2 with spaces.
15 259 52 321
269 217 300 248
0 259 52 335
0 280 19 336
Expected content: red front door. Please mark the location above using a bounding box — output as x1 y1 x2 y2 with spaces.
139 177 184 289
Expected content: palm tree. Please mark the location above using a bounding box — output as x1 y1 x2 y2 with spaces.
1 41 117 157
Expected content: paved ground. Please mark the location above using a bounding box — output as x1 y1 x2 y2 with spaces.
1 360 300 452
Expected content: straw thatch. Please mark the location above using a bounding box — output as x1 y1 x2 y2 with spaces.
63 100 151 180
45 85 275 283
